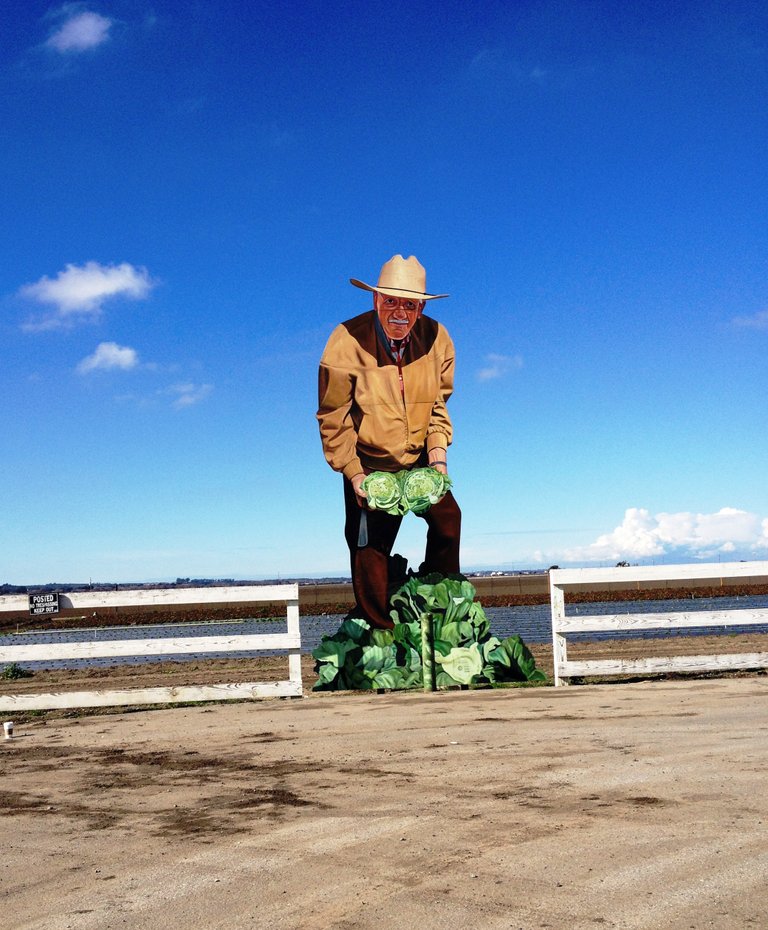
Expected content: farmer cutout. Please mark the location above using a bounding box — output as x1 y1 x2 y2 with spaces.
317 255 461 629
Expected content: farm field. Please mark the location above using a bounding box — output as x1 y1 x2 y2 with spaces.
2 633 768 697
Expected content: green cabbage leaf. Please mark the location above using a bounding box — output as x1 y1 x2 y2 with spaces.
361 471 405 515
312 571 547 691
400 468 452 515
361 467 452 517
434 643 484 685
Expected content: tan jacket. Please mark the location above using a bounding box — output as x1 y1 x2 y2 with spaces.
317 310 454 480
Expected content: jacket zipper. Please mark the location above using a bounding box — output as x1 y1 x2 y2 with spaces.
397 358 409 446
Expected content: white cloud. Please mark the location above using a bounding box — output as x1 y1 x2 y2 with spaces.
731 309 768 330
77 341 139 374
165 382 213 409
563 506 768 563
46 10 113 53
468 49 546 84
115 380 213 410
477 353 523 382
20 261 154 330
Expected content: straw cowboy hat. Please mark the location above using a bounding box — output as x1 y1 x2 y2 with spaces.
350 254 448 301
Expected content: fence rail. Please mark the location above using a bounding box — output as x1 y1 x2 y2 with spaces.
0 584 302 710
549 562 768 686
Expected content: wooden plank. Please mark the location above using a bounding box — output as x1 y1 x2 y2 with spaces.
286 600 302 687
0 679 303 712
554 608 768 634
550 581 568 687
0 587 305 709
0 632 301 663
561 652 768 678
0 584 299 614
550 561 768 587
286 601 300 636
548 562 768 685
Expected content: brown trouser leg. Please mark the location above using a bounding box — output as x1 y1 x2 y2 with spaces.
343 478 461 629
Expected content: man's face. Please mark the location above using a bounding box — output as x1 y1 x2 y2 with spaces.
375 292 425 341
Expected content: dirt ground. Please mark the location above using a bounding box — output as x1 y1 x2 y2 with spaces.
2 670 768 930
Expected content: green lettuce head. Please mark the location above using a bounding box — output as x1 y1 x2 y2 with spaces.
434 644 483 685
400 467 451 515
362 471 404 515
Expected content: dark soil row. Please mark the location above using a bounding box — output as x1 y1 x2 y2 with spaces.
483 583 768 608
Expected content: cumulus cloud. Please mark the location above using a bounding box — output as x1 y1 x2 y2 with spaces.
77 341 139 374
731 309 768 330
563 507 768 563
165 382 213 409
46 9 113 53
19 261 154 330
477 353 523 382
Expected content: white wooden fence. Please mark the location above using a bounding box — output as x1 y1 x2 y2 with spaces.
550 561 768 686
0 585 302 711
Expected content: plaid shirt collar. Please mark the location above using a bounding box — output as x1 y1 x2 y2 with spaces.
388 332 410 363
374 312 411 362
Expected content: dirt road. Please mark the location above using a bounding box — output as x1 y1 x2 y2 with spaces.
3 676 767 930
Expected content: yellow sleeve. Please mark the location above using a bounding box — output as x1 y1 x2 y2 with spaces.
316 330 364 480
426 329 454 451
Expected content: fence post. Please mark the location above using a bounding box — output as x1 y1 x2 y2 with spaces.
547 561 768 685
421 611 435 692
287 597 302 691
549 575 569 687
0 584 302 710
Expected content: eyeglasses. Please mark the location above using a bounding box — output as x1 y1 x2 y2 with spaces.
378 295 423 313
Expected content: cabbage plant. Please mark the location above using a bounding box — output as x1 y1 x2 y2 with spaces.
361 471 404 515
435 644 483 684
400 468 452 514
312 571 546 691
361 467 452 516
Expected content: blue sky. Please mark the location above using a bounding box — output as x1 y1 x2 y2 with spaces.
3 0 768 583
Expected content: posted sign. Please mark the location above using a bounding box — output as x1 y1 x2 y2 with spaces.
29 593 60 616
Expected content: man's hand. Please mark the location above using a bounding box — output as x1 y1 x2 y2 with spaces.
428 448 448 476
351 472 367 508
